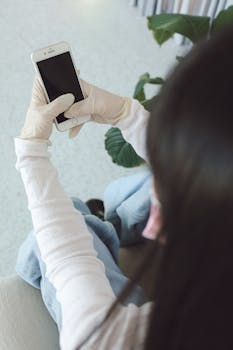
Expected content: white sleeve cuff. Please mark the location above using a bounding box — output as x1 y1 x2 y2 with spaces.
115 99 150 162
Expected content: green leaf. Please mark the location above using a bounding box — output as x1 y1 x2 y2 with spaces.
152 28 174 45
142 95 158 111
149 77 164 84
147 13 210 45
133 79 146 102
133 72 164 102
105 127 144 168
212 6 233 32
176 55 184 62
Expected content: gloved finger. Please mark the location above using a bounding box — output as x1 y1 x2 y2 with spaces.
69 124 83 138
46 93 75 119
30 77 48 107
78 79 92 98
64 97 92 118
74 68 89 98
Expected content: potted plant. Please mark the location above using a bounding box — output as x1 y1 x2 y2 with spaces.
105 6 233 168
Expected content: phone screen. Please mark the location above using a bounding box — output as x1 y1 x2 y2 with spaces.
37 52 84 123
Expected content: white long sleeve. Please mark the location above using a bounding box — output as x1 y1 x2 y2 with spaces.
15 117 152 349
116 99 150 162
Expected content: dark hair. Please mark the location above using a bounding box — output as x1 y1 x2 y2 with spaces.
146 25 233 349
78 26 233 349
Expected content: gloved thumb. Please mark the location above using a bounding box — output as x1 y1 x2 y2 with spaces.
46 93 75 119
64 98 92 118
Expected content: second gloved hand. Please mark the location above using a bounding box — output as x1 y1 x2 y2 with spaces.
64 80 132 138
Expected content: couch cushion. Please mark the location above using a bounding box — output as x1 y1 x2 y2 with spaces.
0 275 59 350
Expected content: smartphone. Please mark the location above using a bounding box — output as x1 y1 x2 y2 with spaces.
31 41 90 132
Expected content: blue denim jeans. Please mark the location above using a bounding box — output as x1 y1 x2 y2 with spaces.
15 198 148 332
104 169 151 246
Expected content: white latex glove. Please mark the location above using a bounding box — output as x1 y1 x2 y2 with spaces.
64 79 132 138
19 78 75 142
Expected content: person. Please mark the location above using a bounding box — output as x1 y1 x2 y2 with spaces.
15 26 233 349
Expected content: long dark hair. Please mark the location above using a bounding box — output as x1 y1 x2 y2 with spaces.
78 26 233 349
146 25 233 349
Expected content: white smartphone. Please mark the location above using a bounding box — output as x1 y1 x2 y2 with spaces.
31 41 90 132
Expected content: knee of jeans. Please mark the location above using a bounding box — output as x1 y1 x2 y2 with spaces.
15 230 42 287
71 197 91 215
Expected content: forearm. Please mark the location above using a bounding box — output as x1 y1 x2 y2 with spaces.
15 138 115 346
116 99 150 162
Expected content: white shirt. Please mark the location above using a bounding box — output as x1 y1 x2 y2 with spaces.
15 99 153 350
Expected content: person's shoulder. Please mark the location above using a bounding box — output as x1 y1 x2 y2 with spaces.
85 302 153 350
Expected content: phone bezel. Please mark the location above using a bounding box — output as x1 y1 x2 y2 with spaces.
31 41 89 132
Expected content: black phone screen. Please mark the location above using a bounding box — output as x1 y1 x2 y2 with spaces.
37 52 84 123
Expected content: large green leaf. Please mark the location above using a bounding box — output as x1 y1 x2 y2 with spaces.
212 6 233 32
133 72 164 102
105 127 144 168
148 13 210 45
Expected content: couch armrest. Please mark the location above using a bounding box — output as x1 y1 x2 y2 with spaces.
0 275 59 350
0 245 153 350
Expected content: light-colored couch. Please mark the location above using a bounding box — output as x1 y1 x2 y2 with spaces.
0 275 60 349
0 245 153 350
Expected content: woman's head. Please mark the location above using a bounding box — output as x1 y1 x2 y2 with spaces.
78 26 233 350
146 26 233 349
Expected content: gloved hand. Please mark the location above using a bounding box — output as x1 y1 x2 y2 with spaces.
19 78 75 142
64 79 132 138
